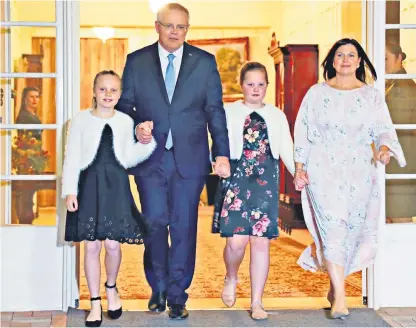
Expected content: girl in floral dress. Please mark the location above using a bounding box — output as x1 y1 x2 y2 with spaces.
212 62 295 320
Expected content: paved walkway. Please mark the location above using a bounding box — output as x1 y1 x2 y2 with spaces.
377 308 416 327
0 311 66 327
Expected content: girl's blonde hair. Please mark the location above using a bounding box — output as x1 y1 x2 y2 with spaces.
92 70 122 109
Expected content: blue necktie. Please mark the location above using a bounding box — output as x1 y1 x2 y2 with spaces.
165 53 175 149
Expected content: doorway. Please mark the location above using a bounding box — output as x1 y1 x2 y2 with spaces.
75 0 364 311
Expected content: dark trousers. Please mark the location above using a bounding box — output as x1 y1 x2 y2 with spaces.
134 149 205 305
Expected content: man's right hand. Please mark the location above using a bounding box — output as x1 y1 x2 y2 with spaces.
136 121 154 144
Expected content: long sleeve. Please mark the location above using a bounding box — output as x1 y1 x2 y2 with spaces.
205 55 230 159
123 116 157 168
373 90 407 167
279 113 296 176
294 89 312 164
62 115 82 198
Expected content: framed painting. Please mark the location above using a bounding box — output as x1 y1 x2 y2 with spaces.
187 37 249 102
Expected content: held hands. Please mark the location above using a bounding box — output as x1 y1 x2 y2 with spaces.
374 146 391 165
136 121 154 144
214 156 231 179
66 195 78 212
293 169 309 191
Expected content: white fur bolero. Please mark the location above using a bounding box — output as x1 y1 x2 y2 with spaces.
62 109 156 197
225 100 295 176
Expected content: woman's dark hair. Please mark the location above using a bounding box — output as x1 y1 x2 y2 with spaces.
386 42 407 61
20 87 40 113
322 38 377 83
92 70 121 108
239 62 269 85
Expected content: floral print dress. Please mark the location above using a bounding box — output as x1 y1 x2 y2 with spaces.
294 83 406 275
212 112 280 239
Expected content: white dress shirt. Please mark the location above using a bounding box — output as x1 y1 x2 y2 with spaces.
158 42 183 84
135 44 184 133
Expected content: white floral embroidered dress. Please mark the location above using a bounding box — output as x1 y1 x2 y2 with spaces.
294 83 406 275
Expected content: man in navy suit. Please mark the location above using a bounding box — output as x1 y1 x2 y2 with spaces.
117 2 230 320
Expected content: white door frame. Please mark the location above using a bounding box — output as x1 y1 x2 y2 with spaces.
0 0 79 311
61 0 81 310
366 0 416 310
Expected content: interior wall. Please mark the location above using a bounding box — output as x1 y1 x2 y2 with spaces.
275 1 362 82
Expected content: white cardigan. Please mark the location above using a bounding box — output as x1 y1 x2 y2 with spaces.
62 109 156 197
225 101 295 176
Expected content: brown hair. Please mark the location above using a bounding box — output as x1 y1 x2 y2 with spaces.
92 70 121 109
20 87 40 113
239 62 269 85
157 3 190 22
386 42 407 61
322 38 377 83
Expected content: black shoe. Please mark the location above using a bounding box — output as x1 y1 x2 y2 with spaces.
148 291 167 313
168 304 189 320
85 297 102 327
105 282 123 319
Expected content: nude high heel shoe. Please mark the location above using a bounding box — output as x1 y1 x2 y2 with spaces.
250 301 268 320
221 276 237 308
330 308 349 320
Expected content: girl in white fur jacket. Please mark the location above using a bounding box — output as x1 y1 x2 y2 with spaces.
212 62 295 321
62 70 156 327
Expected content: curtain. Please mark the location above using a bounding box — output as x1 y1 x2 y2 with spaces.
80 38 128 110
32 37 57 207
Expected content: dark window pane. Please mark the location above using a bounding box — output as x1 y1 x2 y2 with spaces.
386 180 416 224
1 78 57 124
385 29 416 75
0 129 56 176
0 27 56 73
1 180 57 226
386 0 415 26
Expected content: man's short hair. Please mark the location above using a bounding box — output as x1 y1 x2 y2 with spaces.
157 3 190 22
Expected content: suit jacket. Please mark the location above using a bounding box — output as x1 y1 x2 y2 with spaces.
116 42 230 178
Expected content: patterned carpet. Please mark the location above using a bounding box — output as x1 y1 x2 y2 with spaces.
79 207 361 300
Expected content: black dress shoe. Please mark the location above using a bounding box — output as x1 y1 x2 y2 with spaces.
148 291 167 312
168 304 189 320
105 282 122 319
85 297 103 327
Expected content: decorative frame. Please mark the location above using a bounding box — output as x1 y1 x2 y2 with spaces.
187 37 249 102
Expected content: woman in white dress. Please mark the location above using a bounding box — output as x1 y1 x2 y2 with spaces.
293 38 406 319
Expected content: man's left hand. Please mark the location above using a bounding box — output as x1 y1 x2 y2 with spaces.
214 156 231 178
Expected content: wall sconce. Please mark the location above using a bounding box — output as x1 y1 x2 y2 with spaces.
149 0 170 14
93 27 115 43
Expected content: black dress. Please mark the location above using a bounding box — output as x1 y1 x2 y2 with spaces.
16 109 43 141
65 124 147 244
212 112 280 239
